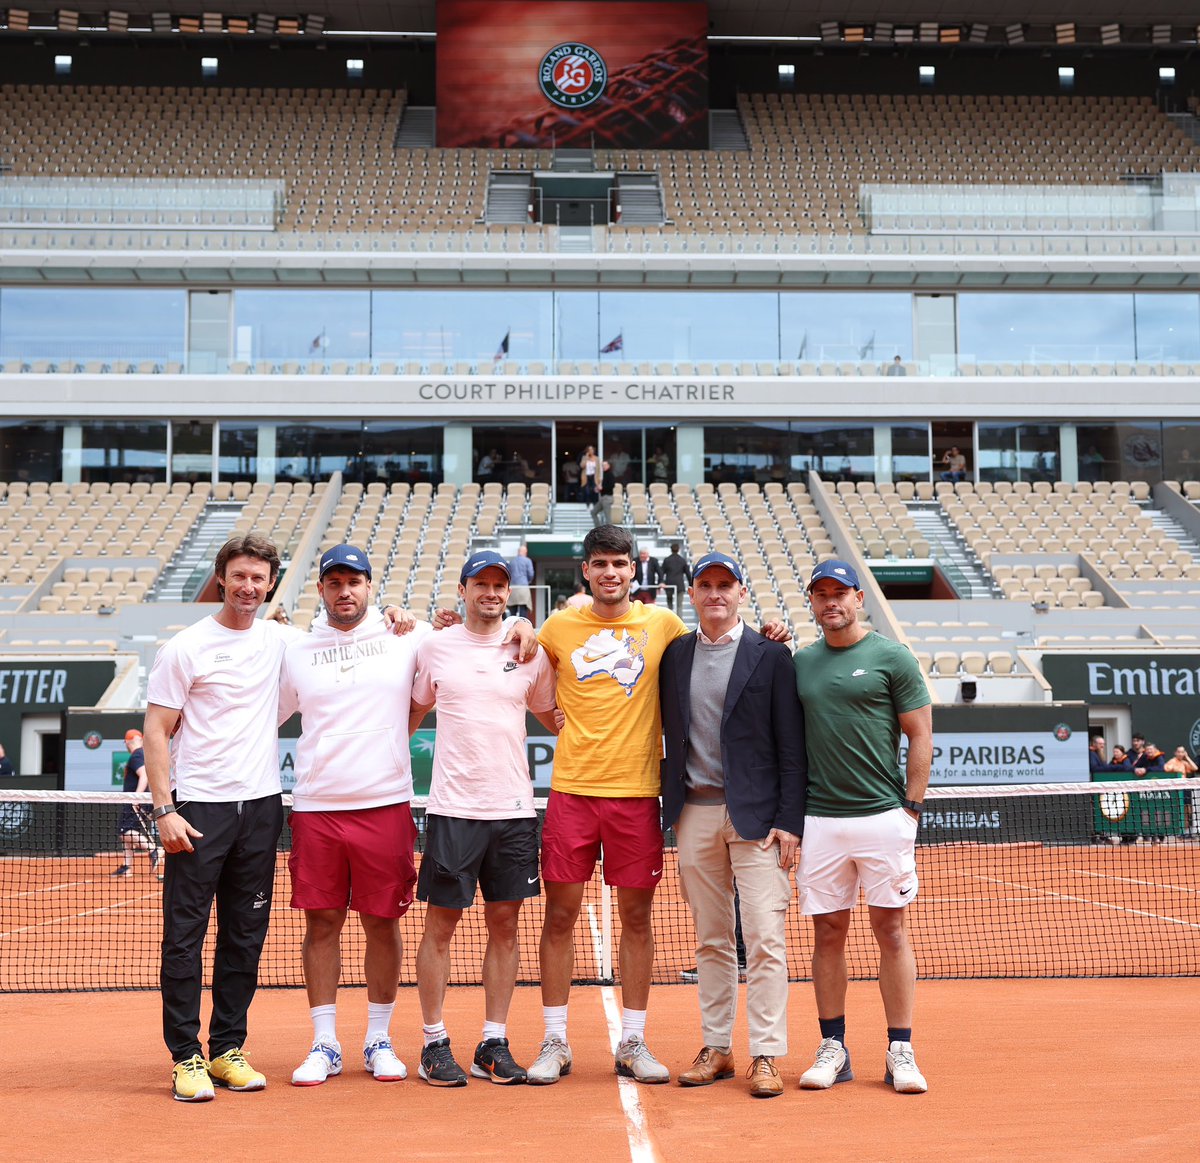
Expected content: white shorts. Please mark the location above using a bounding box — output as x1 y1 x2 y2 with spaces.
797 807 919 914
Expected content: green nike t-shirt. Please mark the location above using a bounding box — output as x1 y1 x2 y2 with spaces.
793 631 931 817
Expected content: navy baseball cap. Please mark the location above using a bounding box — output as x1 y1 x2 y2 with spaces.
807 559 861 591
319 544 372 580
692 552 744 583
460 549 511 584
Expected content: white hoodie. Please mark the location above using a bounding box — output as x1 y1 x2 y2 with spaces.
278 607 431 812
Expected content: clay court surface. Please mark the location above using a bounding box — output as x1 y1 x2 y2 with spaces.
2 977 1198 1162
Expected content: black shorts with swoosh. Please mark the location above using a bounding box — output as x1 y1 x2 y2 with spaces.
417 815 540 909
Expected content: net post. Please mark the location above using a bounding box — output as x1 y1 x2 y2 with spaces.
599 878 614 982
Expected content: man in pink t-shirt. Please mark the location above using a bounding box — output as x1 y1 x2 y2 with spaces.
410 550 559 1088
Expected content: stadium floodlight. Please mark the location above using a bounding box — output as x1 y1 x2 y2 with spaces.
57 9 78 31
1160 67 1177 86
1151 25 1172 46
346 57 364 77
919 22 938 43
968 23 988 44
106 10 128 32
255 13 275 34
1058 67 1075 92
1005 24 1024 45
305 14 325 35
919 65 935 88
777 63 795 80
873 22 893 43
202 12 223 33
54 53 72 74
201 55 218 76
7 8 29 31
1099 24 1120 46
1055 23 1075 45
819 22 839 42
151 11 172 33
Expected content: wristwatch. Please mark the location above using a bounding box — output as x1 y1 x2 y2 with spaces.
150 804 177 821
903 799 924 816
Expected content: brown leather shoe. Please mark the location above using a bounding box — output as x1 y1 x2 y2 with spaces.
747 1055 783 1098
678 1046 735 1087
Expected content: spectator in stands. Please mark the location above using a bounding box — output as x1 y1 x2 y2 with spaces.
939 447 967 483
634 547 663 604
1105 745 1132 771
592 460 615 527
1128 733 1148 770
477 448 500 484
661 542 692 615
886 355 907 377
1134 743 1166 777
0 742 13 777
565 583 591 609
1165 746 1198 777
651 446 671 484
579 445 600 505
608 442 631 484
1088 736 1108 773
507 544 535 621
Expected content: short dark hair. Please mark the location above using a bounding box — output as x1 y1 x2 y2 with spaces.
214 534 281 598
582 524 634 562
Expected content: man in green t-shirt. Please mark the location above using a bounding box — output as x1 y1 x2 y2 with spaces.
792 560 933 1095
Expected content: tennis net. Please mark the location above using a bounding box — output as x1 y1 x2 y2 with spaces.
1 780 1198 992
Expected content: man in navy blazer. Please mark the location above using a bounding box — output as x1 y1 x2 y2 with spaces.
660 552 806 1098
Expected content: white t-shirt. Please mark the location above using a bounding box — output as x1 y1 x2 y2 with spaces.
146 616 298 802
278 608 431 812
412 624 557 820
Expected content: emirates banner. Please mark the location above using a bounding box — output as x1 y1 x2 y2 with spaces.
435 1 709 149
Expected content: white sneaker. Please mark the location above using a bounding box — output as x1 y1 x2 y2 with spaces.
799 1037 854 1089
885 1041 928 1094
526 1036 572 1085
364 1036 407 1082
614 1035 670 1084
291 1038 343 1087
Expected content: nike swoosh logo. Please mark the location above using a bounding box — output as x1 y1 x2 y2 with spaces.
340 664 354 673
852 669 867 677
651 868 662 877
527 876 539 884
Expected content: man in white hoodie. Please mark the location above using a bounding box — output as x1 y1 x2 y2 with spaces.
278 543 432 1088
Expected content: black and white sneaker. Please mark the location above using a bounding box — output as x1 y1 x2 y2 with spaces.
471 1038 527 1085
418 1038 468 1087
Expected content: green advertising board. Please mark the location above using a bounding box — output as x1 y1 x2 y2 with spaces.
1091 770 1189 839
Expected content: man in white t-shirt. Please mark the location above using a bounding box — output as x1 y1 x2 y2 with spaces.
409 549 559 1087
277 544 431 1089
145 534 296 1103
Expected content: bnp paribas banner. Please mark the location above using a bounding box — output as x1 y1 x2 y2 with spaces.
435 1 708 149
1040 653 1200 756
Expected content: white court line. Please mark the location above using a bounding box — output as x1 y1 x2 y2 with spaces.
600 986 662 1163
0 891 159 939
586 905 660 1163
1 879 94 901
974 873 1200 931
1072 869 1198 894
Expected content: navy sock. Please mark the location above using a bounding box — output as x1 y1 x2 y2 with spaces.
819 1016 846 1045
887 1027 912 1045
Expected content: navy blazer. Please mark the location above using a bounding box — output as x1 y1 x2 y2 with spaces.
660 624 807 840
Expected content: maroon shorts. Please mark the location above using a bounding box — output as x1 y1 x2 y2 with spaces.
540 791 663 890
288 803 417 918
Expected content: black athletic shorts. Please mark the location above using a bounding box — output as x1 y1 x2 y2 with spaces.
417 815 540 909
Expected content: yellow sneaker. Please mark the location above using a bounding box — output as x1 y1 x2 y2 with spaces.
172 1054 215 1103
209 1047 266 1092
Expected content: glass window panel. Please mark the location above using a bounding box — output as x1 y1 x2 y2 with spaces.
703 423 874 485
171 421 213 485
958 293 1134 365
218 424 259 482
889 425 930 482
0 288 185 365
362 423 443 487
780 292 911 364
557 292 601 362
0 421 63 482
1162 422 1200 484
469 424 553 488
233 291 370 362
1133 294 1200 364
599 292 777 362
81 422 167 484
371 291 553 365
1076 423 1163 483
977 424 1058 483
275 422 363 483
793 424 876 483
603 425 676 488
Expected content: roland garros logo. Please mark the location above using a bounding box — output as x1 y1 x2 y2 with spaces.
539 42 607 109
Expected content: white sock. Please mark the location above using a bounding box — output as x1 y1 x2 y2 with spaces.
366 1001 394 1043
311 1004 337 1044
543 1004 568 1042
423 1021 448 1047
482 1020 506 1042
621 1008 647 1042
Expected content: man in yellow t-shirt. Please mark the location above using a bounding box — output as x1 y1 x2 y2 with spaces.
527 524 688 1086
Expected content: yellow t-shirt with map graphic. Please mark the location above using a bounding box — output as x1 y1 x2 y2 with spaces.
538 601 689 798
